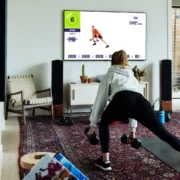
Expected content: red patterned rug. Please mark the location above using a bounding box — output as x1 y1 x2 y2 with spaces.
19 112 180 180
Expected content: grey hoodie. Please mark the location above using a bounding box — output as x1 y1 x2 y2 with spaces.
89 65 141 128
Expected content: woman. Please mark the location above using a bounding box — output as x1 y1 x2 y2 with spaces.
86 50 180 171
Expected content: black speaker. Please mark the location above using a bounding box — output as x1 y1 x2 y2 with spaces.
160 59 172 112
51 60 63 116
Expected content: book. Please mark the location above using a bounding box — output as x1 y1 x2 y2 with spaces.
55 153 89 180
23 153 76 180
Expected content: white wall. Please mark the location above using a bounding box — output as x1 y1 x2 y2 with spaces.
0 102 5 179
7 0 172 113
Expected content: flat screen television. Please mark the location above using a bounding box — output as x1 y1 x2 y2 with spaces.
64 10 146 61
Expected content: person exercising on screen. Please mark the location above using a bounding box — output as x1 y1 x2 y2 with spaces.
90 26 109 48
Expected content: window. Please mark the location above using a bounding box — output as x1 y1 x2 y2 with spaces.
172 7 180 98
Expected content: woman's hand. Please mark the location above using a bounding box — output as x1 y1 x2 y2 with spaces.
87 126 95 136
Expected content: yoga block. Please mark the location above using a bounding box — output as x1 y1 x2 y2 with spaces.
23 153 79 180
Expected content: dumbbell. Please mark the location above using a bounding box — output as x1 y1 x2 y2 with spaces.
89 39 99 42
120 134 141 149
84 127 99 145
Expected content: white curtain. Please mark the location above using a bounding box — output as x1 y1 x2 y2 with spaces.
172 8 180 98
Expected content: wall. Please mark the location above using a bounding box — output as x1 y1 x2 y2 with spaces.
7 0 172 113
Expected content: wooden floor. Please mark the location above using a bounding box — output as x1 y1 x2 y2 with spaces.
1 117 19 180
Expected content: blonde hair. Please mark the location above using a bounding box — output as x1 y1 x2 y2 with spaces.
111 50 129 68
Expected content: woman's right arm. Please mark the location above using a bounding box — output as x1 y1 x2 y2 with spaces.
89 75 110 127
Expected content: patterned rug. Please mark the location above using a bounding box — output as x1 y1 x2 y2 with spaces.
19 112 180 180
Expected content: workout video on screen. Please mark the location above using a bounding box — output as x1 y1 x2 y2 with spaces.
64 11 146 60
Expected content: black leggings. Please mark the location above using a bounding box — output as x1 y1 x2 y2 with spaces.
99 90 180 153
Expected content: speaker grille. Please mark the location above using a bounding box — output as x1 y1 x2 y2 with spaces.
161 60 172 101
51 60 63 104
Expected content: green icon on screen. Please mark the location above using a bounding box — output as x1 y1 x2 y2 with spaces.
64 11 80 29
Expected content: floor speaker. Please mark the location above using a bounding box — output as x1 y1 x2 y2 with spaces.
51 60 63 116
160 59 172 112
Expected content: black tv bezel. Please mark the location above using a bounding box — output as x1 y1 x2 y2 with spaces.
63 10 147 62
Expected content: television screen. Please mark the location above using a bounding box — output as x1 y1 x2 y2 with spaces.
64 10 146 61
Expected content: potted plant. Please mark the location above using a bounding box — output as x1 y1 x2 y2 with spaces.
88 78 92 83
132 65 146 82
80 64 88 83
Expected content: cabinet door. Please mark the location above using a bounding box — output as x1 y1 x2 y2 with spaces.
139 82 149 100
70 84 99 105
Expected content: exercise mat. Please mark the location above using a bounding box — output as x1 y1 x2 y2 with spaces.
141 136 180 173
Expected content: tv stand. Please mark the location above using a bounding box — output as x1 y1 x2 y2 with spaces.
69 81 149 113
69 82 100 113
